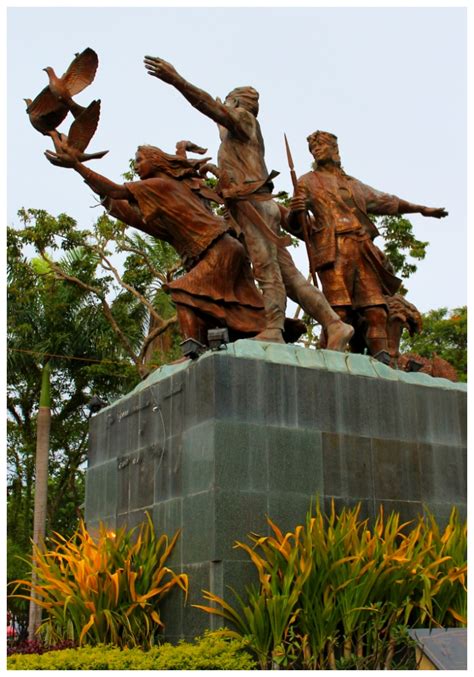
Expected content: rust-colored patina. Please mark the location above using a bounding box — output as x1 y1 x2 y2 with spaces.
44 140 305 345
288 131 448 361
144 56 353 351
25 48 99 135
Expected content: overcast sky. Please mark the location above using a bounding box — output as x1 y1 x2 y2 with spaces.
7 3 468 313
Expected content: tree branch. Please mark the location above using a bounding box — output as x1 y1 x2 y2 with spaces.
43 254 142 374
138 315 178 363
98 252 164 325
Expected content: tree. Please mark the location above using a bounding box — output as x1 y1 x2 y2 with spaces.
8 207 183 592
15 208 182 376
400 306 467 382
8 209 182 637
375 214 429 290
8 226 135 638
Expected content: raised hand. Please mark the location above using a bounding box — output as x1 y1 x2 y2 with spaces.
144 56 178 84
45 100 108 165
175 140 208 157
44 146 80 168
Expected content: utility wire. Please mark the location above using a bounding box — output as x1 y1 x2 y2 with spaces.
9 348 138 378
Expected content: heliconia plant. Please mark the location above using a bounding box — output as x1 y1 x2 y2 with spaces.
195 501 467 670
9 514 188 648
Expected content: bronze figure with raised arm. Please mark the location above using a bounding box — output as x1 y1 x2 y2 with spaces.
287 130 448 361
44 140 307 347
144 56 353 351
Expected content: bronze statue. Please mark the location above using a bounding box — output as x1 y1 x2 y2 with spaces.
384 294 422 366
45 100 108 164
398 352 459 382
287 131 448 361
44 140 306 346
24 48 99 135
144 56 354 351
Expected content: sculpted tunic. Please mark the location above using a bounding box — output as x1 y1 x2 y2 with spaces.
289 169 402 309
105 176 269 334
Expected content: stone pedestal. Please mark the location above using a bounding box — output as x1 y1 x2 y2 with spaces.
85 340 466 640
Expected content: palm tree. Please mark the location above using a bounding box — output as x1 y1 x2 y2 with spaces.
8 213 182 638
7 242 136 639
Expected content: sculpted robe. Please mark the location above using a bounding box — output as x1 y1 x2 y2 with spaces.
288 169 402 309
106 175 268 335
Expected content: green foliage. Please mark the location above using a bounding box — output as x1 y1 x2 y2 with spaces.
374 214 429 284
11 208 182 376
8 207 184 617
401 306 467 381
7 633 257 670
9 516 188 649
8 219 142 617
196 502 467 669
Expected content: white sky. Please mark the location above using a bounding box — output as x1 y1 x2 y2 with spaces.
6 1 469 314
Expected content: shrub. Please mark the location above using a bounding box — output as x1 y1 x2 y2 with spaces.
6 639 76 656
7 633 257 670
9 514 188 648
195 501 467 669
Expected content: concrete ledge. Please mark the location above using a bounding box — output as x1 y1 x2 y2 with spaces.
106 341 466 408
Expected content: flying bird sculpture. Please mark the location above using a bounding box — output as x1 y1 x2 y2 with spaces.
24 48 99 135
45 99 108 164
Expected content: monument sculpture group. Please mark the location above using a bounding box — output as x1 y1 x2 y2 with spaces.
25 48 447 364
24 47 465 642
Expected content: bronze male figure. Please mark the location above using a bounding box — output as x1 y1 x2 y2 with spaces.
287 131 447 360
144 56 353 351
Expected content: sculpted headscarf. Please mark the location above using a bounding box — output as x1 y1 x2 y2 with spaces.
226 86 259 116
307 130 339 148
137 145 211 179
307 130 345 172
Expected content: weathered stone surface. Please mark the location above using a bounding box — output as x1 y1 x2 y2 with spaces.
85 341 466 640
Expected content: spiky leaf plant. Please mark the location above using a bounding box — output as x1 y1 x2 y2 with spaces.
10 515 188 648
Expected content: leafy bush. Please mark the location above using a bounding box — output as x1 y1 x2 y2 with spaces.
6 639 76 656
196 502 467 669
7 633 257 670
9 515 188 648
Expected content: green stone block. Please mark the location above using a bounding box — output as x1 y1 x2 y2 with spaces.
261 342 300 367
267 492 314 533
345 352 380 378
214 421 268 492
181 491 215 564
370 358 400 380
229 338 268 360
399 370 440 387
214 490 269 561
182 421 215 494
267 426 323 495
321 349 350 373
293 345 327 370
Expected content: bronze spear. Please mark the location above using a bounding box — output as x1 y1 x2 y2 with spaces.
284 133 318 287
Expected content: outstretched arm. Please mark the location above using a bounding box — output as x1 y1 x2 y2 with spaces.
359 180 448 219
397 200 448 219
45 146 131 200
144 56 248 139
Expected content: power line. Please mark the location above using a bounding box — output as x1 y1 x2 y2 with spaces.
8 346 134 369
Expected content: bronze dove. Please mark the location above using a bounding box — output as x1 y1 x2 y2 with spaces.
24 92 70 135
48 99 108 163
25 48 98 135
